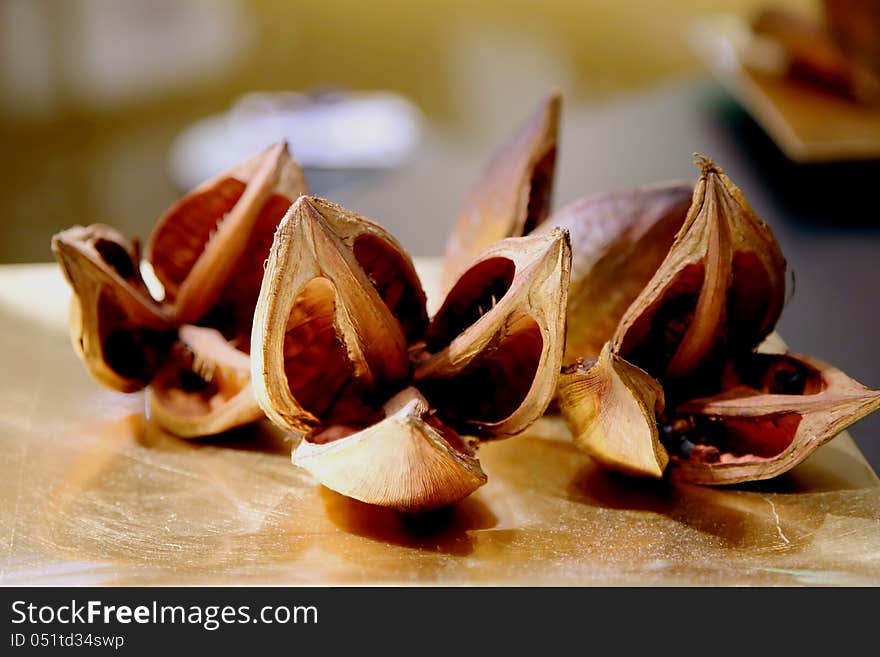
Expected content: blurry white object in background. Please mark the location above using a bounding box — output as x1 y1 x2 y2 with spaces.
168 90 424 191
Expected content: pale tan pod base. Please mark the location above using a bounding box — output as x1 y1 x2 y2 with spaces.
559 343 668 478
147 386 263 439
147 325 263 439
293 389 487 513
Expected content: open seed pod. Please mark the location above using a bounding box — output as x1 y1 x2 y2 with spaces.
251 195 418 434
52 224 173 393
557 154 879 484
442 93 560 290
51 142 307 437
252 197 571 510
148 325 262 438
558 343 668 477
538 183 692 362
668 352 880 484
293 388 487 512
750 6 880 104
416 229 571 438
147 141 307 340
613 155 786 383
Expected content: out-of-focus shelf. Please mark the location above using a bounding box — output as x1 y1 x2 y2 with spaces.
1 262 878 585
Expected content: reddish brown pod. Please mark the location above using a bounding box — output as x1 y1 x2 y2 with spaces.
52 143 307 437
559 156 879 484
252 196 571 511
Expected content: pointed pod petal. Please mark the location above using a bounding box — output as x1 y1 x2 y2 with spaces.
539 182 692 361
251 196 410 433
295 197 428 341
51 224 173 392
416 228 571 437
147 142 307 332
148 325 262 438
614 156 786 382
442 93 560 289
558 343 668 478
670 352 880 484
293 387 487 512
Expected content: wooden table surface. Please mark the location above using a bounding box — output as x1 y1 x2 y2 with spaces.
1 261 879 586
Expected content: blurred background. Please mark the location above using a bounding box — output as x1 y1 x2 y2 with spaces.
1 0 819 260
2 0 880 466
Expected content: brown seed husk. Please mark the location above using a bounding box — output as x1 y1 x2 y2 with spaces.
51 224 172 392
51 142 307 438
558 343 668 478
417 228 571 438
614 155 786 383
148 141 307 339
442 93 560 290
148 325 262 438
670 352 880 484
539 182 692 362
292 387 487 512
253 199 572 509
251 196 418 434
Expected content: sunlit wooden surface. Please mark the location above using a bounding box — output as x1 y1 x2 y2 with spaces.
1 261 879 585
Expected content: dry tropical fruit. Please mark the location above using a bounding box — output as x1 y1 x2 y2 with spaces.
558 155 880 484
613 155 786 383
442 97 696 365
748 4 880 103
442 93 560 290
671 351 880 484
52 142 306 437
539 183 692 362
252 195 571 511
558 344 667 478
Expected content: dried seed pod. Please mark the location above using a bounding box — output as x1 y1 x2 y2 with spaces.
148 141 307 340
250 196 418 434
293 387 487 512
51 224 173 392
442 93 560 289
52 142 308 438
416 229 571 437
614 155 786 383
823 0 880 76
558 343 668 477
252 199 572 509
148 325 262 438
669 352 880 484
539 183 692 362
296 197 428 342
750 6 880 103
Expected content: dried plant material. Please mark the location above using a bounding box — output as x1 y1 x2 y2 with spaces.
823 0 880 76
251 196 413 434
147 141 307 339
417 229 571 437
149 325 262 438
558 343 668 477
293 388 487 513
442 93 560 289
614 155 786 383
669 352 880 484
556 153 879 485
252 197 571 510
52 142 307 437
539 183 692 362
52 224 173 393
750 7 880 103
